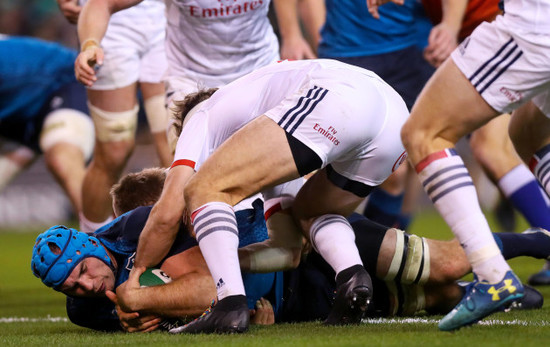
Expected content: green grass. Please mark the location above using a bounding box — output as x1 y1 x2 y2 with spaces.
1 211 549 346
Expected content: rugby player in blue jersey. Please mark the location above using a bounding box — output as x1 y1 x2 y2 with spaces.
0 36 93 216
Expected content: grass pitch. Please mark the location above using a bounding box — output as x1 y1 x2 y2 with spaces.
1 210 550 346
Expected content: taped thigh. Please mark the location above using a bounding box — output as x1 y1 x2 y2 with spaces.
88 102 138 142
383 229 431 285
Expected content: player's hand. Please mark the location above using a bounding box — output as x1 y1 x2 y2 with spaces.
114 266 146 313
106 290 162 333
250 298 275 325
423 23 459 67
366 0 404 19
280 36 316 60
74 41 103 87
56 0 81 24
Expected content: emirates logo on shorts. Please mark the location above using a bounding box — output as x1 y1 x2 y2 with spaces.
499 87 523 103
313 123 340 146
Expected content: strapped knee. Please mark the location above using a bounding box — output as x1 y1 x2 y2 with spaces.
383 228 431 285
88 102 138 142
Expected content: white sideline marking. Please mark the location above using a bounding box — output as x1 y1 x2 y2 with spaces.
364 317 550 326
1 316 548 327
0 316 68 323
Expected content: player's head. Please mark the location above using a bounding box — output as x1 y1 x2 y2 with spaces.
172 88 218 138
110 167 167 216
31 225 115 297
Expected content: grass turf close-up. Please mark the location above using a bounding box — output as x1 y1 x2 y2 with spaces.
1 210 549 346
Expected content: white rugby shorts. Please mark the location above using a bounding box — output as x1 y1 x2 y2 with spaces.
91 2 167 90
451 14 550 116
264 68 409 187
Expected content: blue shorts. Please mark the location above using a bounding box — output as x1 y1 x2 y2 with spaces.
0 80 88 152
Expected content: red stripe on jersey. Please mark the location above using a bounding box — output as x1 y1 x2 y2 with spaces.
415 150 451 173
264 202 282 221
190 205 208 224
529 157 539 172
171 159 196 170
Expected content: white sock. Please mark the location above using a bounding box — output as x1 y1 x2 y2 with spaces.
192 201 245 300
79 212 114 234
310 214 363 276
416 149 509 282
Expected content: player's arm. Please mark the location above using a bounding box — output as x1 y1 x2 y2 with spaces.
134 165 195 269
239 208 303 272
273 0 316 60
116 246 215 318
56 0 82 24
75 0 142 86
423 0 468 67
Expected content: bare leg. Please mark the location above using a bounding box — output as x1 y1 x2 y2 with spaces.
82 85 137 224
44 142 86 214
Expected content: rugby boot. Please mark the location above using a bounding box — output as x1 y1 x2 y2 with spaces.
439 270 524 331
169 295 249 334
324 265 373 325
504 284 543 311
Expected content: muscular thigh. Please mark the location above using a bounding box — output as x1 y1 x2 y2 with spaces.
510 98 550 162
186 116 300 209
292 168 364 223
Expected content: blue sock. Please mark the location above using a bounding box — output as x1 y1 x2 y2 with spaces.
499 165 550 229
363 188 404 229
509 181 550 229
493 231 550 260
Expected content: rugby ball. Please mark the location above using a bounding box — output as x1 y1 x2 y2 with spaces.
139 268 172 287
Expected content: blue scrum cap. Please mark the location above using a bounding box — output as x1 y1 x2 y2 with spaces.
31 225 113 290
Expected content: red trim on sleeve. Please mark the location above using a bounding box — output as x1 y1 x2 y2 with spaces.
171 159 196 170
264 202 282 221
415 150 449 173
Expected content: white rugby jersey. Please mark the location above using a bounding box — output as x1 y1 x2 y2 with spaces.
164 0 280 87
503 0 550 31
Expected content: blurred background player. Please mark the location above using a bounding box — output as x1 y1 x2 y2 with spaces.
58 0 172 233
0 35 94 217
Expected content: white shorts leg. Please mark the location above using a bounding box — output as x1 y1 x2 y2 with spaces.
265 69 409 187
451 15 550 114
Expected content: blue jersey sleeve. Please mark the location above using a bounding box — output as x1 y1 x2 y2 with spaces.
66 296 121 332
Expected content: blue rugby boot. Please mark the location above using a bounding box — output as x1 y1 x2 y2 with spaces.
439 270 524 331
